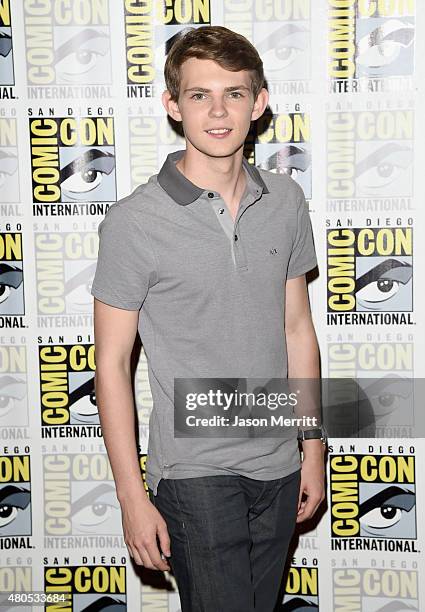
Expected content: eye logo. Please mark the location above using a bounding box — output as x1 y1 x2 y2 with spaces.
328 4 415 86
0 373 27 427
356 18 415 78
0 455 31 538
259 145 311 182
255 113 312 199
60 148 116 202
281 565 319 611
24 3 112 87
327 110 414 201
256 23 310 79
44 453 122 538
0 233 24 316
0 0 14 86
54 28 111 85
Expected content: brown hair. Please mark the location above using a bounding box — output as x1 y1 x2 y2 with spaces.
164 26 265 102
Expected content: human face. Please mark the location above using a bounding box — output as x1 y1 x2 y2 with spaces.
164 58 268 159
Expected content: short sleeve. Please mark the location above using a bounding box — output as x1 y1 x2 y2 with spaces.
90 203 157 310
287 187 318 279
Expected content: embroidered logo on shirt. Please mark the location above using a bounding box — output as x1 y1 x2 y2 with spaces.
270 248 278 255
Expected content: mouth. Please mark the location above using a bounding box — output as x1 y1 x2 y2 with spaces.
205 128 233 136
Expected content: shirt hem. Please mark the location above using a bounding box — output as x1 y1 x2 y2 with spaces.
146 461 301 496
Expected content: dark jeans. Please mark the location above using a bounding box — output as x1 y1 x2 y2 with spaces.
148 468 301 612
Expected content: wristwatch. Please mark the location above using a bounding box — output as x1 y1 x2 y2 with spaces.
297 426 328 446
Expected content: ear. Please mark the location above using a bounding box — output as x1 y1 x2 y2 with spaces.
162 90 182 122
251 88 269 122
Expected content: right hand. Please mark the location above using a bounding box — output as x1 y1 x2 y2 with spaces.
120 489 171 571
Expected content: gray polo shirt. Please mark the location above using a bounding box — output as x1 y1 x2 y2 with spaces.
91 149 317 496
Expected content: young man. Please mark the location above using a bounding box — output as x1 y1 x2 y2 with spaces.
91 26 325 612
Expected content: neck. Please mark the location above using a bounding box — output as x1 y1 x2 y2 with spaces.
175 143 247 208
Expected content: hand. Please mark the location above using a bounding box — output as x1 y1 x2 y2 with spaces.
120 488 171 571
296 444 326 523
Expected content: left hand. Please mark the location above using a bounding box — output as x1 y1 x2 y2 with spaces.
296 443 326 523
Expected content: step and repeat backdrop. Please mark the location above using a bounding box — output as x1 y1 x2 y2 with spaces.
1 0 425 609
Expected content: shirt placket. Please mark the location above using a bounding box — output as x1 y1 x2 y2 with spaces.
207 187 262 270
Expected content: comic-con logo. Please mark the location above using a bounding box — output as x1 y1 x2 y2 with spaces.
333 565 418 611
39 343 100 434
125 0 211 98
0 454 32 544
34 230 98 316
252 111 311 199
327 110 413 205
327 226 412 314
0 344 28 429
255 0 311 91
0 566 32 608
223 0 311 94
0 118 19 202
45 565 126 609
43 453 123 540
23 0 111 92
281 565 319 611
327 336 413 378
328 0 415 92
0 232 24 316
0 0 14 87
330 453 417 550
128 114 184 188
29 115 116 213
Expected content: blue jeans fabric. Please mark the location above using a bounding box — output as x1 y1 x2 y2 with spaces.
148 468 301 612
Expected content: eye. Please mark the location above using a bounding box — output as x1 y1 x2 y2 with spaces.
356 144 412 193
0 503 18 528
256 24 309 74
359 487 416 534
357 278 401 303
0 152 18 188
258 146 311 181
356 19 414 71
0 284 11 304
62 167 103 194
356 260 412 307
65 263 97 312
0 30 12 58
72 485 119 533
0 264 23 304
0 486 31 529
0 376 27 420
60 149 115 199
70 394 97 418
191 93 206 100
362 378 413 421
360 505 402 529
69 377 97 423
54 29 110 84
69 391 97 422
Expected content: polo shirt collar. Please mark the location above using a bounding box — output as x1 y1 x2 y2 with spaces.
157 149 269 206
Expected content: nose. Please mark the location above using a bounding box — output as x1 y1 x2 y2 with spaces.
208 95 228 118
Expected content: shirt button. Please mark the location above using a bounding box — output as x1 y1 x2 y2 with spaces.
219 208 224 214
208 192 214 198
234 235 238 241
